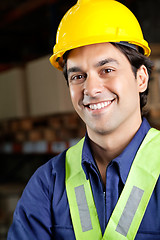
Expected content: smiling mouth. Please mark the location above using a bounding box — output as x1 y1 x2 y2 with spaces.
85 100 114 110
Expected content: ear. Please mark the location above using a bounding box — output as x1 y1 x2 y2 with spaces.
136 65 149 93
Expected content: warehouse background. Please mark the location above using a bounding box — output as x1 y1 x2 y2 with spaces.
0 0 160 239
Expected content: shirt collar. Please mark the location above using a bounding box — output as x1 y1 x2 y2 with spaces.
82 118 151 183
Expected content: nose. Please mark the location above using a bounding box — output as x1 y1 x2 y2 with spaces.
83 74 103 97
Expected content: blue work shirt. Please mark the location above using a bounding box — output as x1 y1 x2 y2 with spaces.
7 118 160 239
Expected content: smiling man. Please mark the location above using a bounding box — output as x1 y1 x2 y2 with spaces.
8 1 160 240
66 42 149 182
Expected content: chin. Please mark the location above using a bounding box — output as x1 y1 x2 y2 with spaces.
89 125 111 135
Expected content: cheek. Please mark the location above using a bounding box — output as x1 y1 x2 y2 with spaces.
103 74 125 93
69 84 78 98
110 76 137 103
69 87 75 99
105 77 124 97
69 86 81 105
119 73 136 92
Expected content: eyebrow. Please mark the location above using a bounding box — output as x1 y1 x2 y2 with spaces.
67 67 83 76
94 58 119 68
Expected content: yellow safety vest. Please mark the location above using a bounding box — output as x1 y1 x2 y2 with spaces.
65 128 160 240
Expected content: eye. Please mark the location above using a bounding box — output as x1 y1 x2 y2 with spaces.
100 68 113 75
69 73 87 84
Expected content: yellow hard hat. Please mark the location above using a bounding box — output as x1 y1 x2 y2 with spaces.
50 0 151 71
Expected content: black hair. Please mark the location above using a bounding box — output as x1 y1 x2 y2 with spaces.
62 43 154 113
63 51 70 83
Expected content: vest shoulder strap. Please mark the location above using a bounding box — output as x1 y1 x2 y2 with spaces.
66 128 160 240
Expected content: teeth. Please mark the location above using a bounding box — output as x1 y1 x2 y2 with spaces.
89 101 111 110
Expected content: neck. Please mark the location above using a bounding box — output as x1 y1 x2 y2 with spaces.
88 118 142 184
89 120 140 187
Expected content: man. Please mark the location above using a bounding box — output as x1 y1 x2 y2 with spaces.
8 0 160 240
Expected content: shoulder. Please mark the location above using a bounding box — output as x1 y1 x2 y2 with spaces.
23 150 67 198
7 150 68 239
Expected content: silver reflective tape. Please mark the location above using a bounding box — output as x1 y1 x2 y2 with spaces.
75 185 93 232
116 186 144 237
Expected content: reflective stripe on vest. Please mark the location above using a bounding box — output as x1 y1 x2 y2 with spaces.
65 128 160 240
